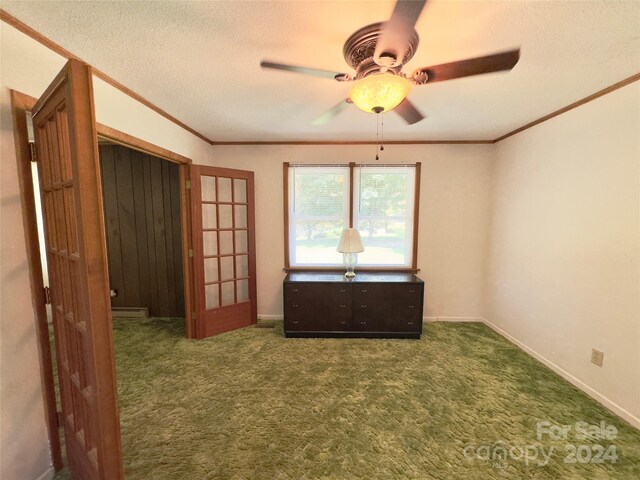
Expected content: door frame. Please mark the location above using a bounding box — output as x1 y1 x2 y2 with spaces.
10 87 196 472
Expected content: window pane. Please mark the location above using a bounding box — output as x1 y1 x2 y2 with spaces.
237 279 249 302
203 231 218 256
354 167 415 267
219 205 233 229
234 179 247 203
234 205 247 228
205 284 219 309
356 219 408 266
204 258 219 283
201 176 216 201
220 256 234 281
235 231 248 253
221 281 235 306
219 231 233 255
236 255 249 278
202 204 217 229
218 177 232 202
289 166 349 266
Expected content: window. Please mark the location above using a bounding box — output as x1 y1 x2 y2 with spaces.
284 163 420 269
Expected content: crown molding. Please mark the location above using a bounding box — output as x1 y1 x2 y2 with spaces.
0 9 214 145
493 72 640 143
3 9 638 147
212 140 494 145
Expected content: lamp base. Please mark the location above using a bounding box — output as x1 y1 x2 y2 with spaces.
343 253 358 279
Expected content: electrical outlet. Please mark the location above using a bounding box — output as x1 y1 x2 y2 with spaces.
591 349 604 367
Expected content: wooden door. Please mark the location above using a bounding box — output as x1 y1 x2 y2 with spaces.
191 165 257 338
32 59 123 479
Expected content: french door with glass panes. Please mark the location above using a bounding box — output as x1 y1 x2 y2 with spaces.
190 165 257 338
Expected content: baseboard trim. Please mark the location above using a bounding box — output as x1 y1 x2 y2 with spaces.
257 314 284 321
111 307 148 318
34 466 54 480
423 316 484 323
482 317 640 430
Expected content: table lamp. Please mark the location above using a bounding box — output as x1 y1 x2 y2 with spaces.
337 228 365 278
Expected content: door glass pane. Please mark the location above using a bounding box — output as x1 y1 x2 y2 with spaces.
202 204 217 229
205 284 219 309
218 177 232 202
234 205 247 228
201 176 216 201
220 256 234 281
237 279 249 302
233 179 247 203
219 231 233 255
203 231 218 256
219 205 233 229
235 255 249 278
204 258 218 283
235 231 248 253
221 281 235 306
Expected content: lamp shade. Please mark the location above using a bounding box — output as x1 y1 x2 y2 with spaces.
337 228 364 253
349 73 412 113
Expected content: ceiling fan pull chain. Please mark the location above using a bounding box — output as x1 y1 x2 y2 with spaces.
375 112 380 160
380 114 385 152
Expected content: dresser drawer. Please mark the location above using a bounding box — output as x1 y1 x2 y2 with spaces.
284 283 352 331
353 284 422 333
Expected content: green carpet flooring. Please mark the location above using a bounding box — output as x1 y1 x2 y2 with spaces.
53 319 640 479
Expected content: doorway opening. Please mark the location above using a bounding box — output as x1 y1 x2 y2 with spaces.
99 141 186 320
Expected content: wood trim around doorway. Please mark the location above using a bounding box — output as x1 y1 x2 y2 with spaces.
12 90 195 338
9 88 197 472
10 90 64 471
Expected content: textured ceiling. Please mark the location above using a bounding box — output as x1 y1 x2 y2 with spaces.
3 1 639 142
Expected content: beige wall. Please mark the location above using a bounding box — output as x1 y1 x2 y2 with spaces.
209 144 494 320
0 22 213 480
2 13 639 480
485 81 640 426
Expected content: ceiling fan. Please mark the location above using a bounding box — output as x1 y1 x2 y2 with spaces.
260 0 520 125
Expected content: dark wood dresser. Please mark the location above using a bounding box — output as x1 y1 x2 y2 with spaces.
283 272 424 338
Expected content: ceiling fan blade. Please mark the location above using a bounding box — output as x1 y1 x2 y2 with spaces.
374 0 427 67
412 49 520 84
312 99 351 125
260 60 352 81
394 98 425 125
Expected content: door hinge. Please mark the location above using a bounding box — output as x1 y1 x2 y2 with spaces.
29 142 37 162
44 286 51 305
188 249 194 258
185 180 191 190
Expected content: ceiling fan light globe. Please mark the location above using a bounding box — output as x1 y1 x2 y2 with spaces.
349 73 412 114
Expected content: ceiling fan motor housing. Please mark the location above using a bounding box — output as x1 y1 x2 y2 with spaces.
343 22 419 79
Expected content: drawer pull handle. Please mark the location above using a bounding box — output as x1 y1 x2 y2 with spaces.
292 289 299 292
341 321 347 325
360 304 367 308
360 321 367 325
409 305 415 309
339 289 346 292
292 304 299 308
408 321 414 325
409 289 415 293
361 289 367 292
339 304 346 308
292 320 299 325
